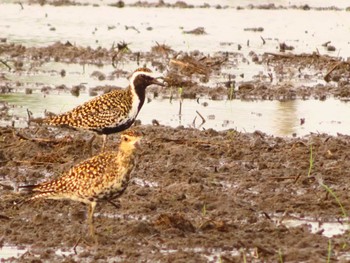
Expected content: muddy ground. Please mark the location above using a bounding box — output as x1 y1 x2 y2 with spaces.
1 6 350 261
1 123 350 262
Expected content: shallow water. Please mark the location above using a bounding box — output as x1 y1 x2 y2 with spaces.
1 92 350 137
275 215 350 238
1 3 350 57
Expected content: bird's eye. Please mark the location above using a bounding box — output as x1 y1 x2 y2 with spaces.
123 136 129 142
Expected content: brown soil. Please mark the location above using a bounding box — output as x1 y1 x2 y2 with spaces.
1 124 350 262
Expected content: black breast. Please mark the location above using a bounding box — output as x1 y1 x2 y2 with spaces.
93 119 135 135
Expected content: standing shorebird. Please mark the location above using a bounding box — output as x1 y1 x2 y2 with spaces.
21 129 142 239
46 67 163 150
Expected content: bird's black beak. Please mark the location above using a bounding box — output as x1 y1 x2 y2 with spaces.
151 77 166 87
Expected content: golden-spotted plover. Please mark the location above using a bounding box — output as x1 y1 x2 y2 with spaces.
46 67 163 150
21 129 142 238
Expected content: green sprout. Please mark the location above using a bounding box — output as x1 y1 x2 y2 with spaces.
202 204 207 217
307 144 313 177
178 86 183 98
327 239 332 263
229 82 235 100
278 248 283 263
320 183 348 218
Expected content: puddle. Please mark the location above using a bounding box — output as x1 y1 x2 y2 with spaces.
97 212 149 222
275 214 349 238
0 245 86 261
133 178 159 188
159 246 245 262
0 245 28 260
1 92 350 137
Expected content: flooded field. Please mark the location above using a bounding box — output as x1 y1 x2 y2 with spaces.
2 92 350 137
1 0 350 262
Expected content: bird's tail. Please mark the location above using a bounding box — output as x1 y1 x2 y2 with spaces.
18 184 56 205
18 184 38 191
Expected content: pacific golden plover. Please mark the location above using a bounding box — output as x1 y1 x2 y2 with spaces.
21 129 142 238
46 67 163 150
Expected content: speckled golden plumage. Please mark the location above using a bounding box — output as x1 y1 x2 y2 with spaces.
24 129 142 238
47 88 133 130
45 67 163 150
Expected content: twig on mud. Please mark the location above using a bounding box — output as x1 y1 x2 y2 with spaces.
179 99 183 116
254 244 274 256
264 52 296 59
196 110 206 129
12 160 57 165
26 109 33 127
178 87 183 125
0 214 11 221
112 52 120 68
262 211 272 220
324 61 345 82
73 237 82 255
15 132 72 144
0 182 14 190
270 177 296 180
322 41 331 47
192 116 197 127
293 173 304 184
170 58 208 76
125 25 140 33
260 36 266 45
0 59 11 71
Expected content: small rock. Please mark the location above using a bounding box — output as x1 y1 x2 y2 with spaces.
25 88 33 95
327 45 336 51
135 188 149 196
60 69 66 77
279 42 294 52
183 27 207 35
89 89 98 97
244 27 264 32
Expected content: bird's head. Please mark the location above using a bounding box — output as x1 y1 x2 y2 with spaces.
130 68 165 91
119 129 142 152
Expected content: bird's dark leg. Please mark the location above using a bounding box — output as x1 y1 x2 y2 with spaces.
87 134 96 156
107 200 121 209
101 134 107 152
87 202 97 240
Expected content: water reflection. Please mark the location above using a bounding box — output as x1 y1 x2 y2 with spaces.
1 92 350 137
275 100 298 135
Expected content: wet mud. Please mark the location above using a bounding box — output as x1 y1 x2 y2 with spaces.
1 124 350 262
1 1 350 262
